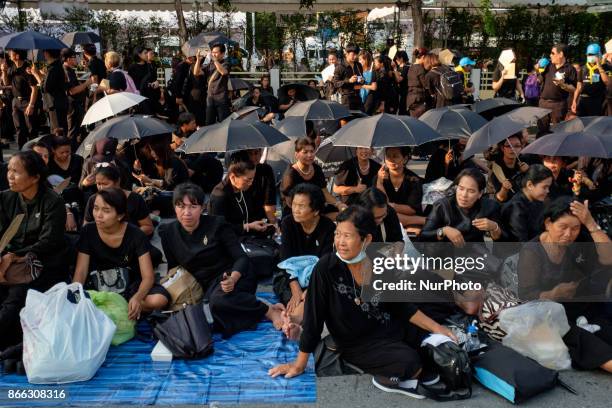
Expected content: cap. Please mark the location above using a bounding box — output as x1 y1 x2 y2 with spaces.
538 57 550 68
586 43 601 56
459 57 476 67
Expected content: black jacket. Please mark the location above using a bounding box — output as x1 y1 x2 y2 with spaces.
501 191 544 242
333 61 363 96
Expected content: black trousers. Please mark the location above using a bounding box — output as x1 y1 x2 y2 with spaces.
205 266 269 338
563 315 612 370
67 100 85 150
12 98 38 149
48 103 68 136
0 284 28 350
539 98 567 126
205 95 230 125
577 95 604 117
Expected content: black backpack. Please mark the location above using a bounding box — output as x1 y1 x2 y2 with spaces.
153 303 214 359
434 65 464 101
420 341 472 401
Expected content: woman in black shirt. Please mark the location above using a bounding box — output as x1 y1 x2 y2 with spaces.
128 47 156 114
48 136 83 184
393 51 411 116
183 49 207 126
486 134 528 203
501 164 553 242
280 138 346 218
406 48 428 118
542 155 574 199
333 147 381 205
423 53 448 109
358 187 404 243
160 183 285 337
269 206 456 397
73 188 169 320
491 59 524 100
374 147 425 229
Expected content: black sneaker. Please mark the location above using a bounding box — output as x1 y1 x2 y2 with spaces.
372 376 426 399
421 370 440 386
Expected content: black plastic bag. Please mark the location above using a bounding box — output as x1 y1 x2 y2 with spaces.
153 303 213 359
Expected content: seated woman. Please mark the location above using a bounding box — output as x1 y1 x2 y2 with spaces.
517 196 612 373
374 147 425 230
486 134 529 203
246 87 275 123
420 168 503 245
208 160 273 237
0 151 68 349
542 155 574 199
269 206 456 398
280 138 346 219
424 138 484 183
47 136 85 226
357 187 403 243
80 138 132 195
30 141 50 165
74 188 168 319
333 147 381 205
501 164 553 242
159 183 285 337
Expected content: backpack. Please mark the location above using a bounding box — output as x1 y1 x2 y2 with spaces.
524 73 541 99
434 65 464 101
114 69 140 95
420 340 472 401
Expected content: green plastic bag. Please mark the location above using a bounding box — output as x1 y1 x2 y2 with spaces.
88 290 135 346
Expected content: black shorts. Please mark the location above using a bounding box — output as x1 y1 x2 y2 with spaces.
124 281 171 302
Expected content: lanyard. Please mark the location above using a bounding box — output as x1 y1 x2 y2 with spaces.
585 63 598 84
456 66 469 87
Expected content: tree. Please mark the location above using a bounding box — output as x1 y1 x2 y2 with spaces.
59 6 94 33
282 13 316 70
410 0 425 50
174 0 188 43
255 12 285 69
91 11 121 51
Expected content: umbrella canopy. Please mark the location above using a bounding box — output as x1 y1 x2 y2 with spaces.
504 106 552 125
472 97 522 120
278 83 321 104
315 135 355 164
61 31 101 46
224 106 261 124
275 116 309 139
521 130 612 159
419 107 487 139
0 31 67 50
82 92 148 126
553 116 611 136
331 113 444 148
77 115 174 157
179 120 289 154
228 77 252 91
181 32 231 56
285 99 350 121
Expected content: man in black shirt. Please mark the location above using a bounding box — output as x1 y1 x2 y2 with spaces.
204 43 231 125
36 49 69 136
62 48 93 149
333 45 364 111
82 44 106 109
538 43 578 125
574 43 609 117
0 50 38 148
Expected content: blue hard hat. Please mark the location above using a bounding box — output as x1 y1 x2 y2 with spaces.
586 43 601 56
459 57 476 67
538 57 550 68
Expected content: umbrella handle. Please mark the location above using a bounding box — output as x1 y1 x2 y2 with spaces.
505 137 525 167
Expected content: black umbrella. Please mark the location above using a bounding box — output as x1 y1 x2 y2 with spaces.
472 97 522 120
275 116 309 139
225 106 261 124
77 115 174 157
504 106 551 125
332 113 444 148
316 135 355 163
553 116 611 137
180 120 289 153
419 107 487 139
462 112 536 158
285 99 350 121
521 130 612 159
0 31 67 50
278 83 321 104
181 31 231 56
228 77 252 91
61 31 102 46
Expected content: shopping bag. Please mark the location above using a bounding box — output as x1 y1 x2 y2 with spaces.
20 282 116 384
88 290 135 346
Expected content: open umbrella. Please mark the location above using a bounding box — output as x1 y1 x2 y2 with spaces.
521 130 612 159
228 77 252 91
181 32 231 56
0 31 67 50
505 106 552 125
61 32 101 46
461 109 550 158
419 106 487 139
82 92 148 126
553 116 611 137
77 115 174 157
275 116 309 139
278 83 321 104
224 106 261 124
472 97 522 120
285 99 350 121
331 113 444 148
179 120 289 154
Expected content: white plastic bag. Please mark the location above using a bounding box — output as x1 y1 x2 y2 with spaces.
499 301 572 370
20 282 116 384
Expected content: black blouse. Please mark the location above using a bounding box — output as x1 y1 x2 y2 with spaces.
501 191 544 242
334 158 381 204
159 215 249 289
280 215 335 261
373 206 404 243
47 155 84 183
249 163 277 217
300 253 418 354
486 157 522 202
280 163 327 210
373 168 423 215
208 179 259 236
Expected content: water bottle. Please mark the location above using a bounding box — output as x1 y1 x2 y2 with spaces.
465 321 480 352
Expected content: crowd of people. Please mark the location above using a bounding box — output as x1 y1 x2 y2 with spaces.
0 36 611 399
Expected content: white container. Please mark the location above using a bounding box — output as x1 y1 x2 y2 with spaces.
151 340 173 362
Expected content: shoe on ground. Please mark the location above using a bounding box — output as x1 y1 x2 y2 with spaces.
372 375 426 399
420 369 440 386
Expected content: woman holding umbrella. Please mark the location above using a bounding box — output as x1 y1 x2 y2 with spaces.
486 134 529 203
333 147 381 205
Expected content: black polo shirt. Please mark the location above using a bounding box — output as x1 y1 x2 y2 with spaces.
8 61 36 99
579 63 608 98
540 62 578 101
87 55 107 82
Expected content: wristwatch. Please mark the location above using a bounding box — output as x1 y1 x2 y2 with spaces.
588 224 602 234
437 227 445 239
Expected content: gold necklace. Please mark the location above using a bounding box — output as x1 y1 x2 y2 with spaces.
296 163 313 177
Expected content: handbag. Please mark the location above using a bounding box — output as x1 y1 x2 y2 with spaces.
479 282 521 341
153 303 214 359
313 335 363 377
239 236 280 279
0 252 42 285
87 267 130 294
160 266 204 311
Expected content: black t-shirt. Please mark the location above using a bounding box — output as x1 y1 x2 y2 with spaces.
108 70 127 92
280 163 327 208
87 56 107 82
8 61 36 99
373 206 404 243
47 155 84 182
43 59 69 105
205 60 230 97
493 66 517 99
280 215 335 261
540 62 578 101
373 168 423 215
334 158 381 204
579 63 607 98
128 63 155 94
398 64 410 94
78 223 150 283
64 65 86 103
407 64 426 97
250 163 277 208
84 192 150 228
208 179 260 236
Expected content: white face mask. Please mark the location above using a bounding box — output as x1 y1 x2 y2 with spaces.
336 242 367 264
587 55 597 64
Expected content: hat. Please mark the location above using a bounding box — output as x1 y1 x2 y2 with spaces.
586 43 601 56
459 57 476 67
538 57 550 68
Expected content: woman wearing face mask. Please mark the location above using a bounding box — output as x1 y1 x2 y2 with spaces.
517 196 612 373
269 206 456 397
501 165 553 242
280 137 347 219
421 168 503 246
333 147 381 205
375 147 425 229
73 188 169 320
160 183 285 337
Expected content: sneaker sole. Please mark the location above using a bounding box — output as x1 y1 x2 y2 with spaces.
371 378 426 399
421 374 440 386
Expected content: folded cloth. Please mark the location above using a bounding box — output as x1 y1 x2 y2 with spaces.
277 255 319 288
